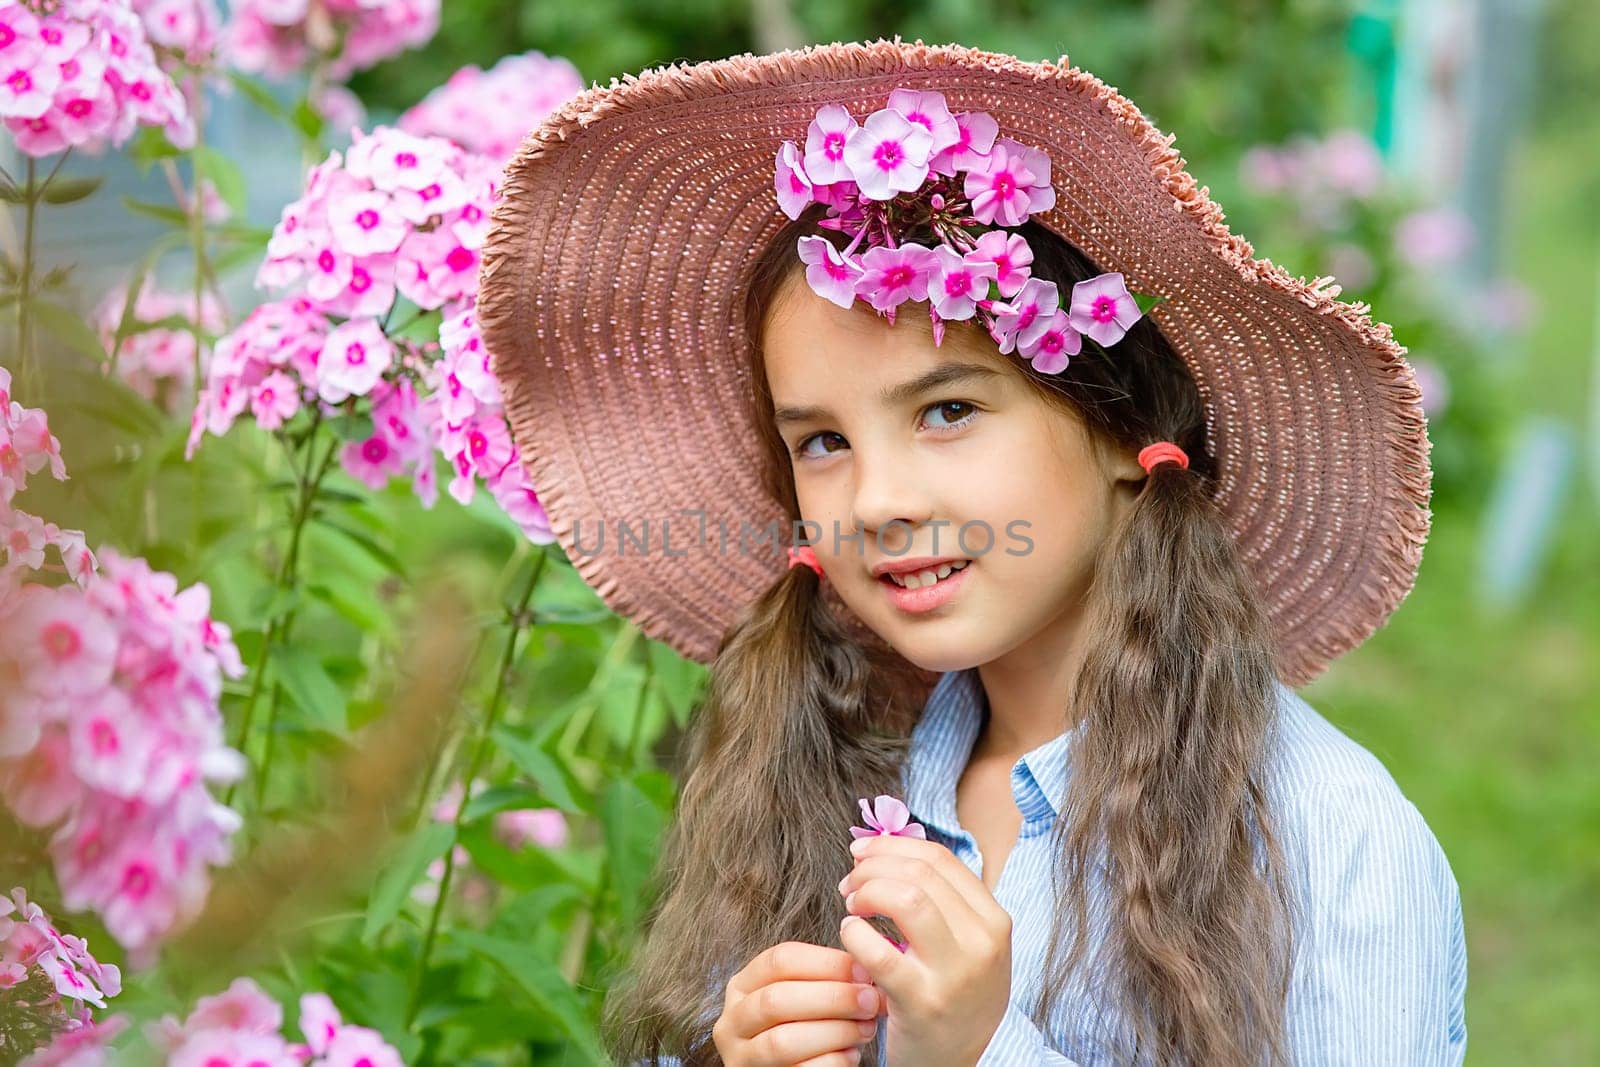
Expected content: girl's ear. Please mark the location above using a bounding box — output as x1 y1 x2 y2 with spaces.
1100 437 1148 489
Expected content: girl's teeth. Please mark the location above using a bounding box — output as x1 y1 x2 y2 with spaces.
890 561 969 588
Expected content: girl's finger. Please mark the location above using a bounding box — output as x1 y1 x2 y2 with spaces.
727 978 881 1038
839 911 918 1001
842 876 962 965
841 854 985 950
744 1015 880 1066
729 941 859 998
852 834 1010 929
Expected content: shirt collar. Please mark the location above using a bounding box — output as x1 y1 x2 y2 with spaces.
902 666 1081 840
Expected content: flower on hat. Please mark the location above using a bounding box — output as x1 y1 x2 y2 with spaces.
1068 272 1141 348
842 107 934 201
773 89 1163 373
796 235 863 309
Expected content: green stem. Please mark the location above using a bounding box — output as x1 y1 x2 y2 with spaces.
568 646 655 992
221 409 335 810
250 424 341 810
16 157 35 395
405 548 550 1030
186 85 210 408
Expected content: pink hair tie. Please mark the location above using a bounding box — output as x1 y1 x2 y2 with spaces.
787 544 825 579
1137 441 1189 474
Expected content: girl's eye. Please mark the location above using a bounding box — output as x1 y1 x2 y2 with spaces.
794 430 846 460
922 400 979 432
791 400 980 460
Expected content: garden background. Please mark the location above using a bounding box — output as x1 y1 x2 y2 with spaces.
1 0 1595 1062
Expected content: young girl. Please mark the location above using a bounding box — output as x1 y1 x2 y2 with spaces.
477 39 1467 1067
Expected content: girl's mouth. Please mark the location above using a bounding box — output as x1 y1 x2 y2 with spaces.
878 560 972 613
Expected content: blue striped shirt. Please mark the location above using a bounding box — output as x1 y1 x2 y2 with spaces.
651 667 1467 1065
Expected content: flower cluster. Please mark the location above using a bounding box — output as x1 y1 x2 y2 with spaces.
1 365 95 595
0 544 246 964
131 0 223 74
92 277 226 412
775 89 1153 374
146 975 404 1065
224 0 439 83
0 887 123 1059
189 122 555 544
425 303 552 541
0 0 195 158
397 49 583 167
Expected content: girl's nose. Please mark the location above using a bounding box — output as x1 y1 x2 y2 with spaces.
849 449 933 553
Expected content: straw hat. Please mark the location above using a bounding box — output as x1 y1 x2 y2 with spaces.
477 37 1432 690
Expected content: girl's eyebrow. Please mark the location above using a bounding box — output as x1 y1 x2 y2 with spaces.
772 361 1001 426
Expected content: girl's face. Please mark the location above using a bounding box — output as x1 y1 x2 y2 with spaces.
763 269 1145 675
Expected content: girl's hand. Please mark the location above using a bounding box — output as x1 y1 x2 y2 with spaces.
837 834 1012 1067
711 940 886 1066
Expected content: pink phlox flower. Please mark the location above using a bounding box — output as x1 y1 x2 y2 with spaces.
330 190 407 257
963 136 1055 226
315 317 393 404
885 88 961 157
1018 309 1082 375
14 1010 129 1066
1067 272 1142 348
398 51 583 167
249 370 302 431
796 235 864 310
319 1022 404 1067
842 106 933 201
849 794 926 840
774 140 813 221
969 229 1034 299
929 110 999 176
802 102 858 185
494 807 568 850
990 277 1061 355
162 1026 298 1067
181 975 284 1035
854 243 938 313
927 244 999 322
484 463 554 544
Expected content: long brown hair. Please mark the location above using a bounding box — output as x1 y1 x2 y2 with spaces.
602 205 1299 1066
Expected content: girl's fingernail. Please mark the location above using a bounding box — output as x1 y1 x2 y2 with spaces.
850 961 870 983
844 891 857 911
857 987 877 1015
849 1046 864 1063
850 838 869 855
857 1019 876 1039
837 874 849 893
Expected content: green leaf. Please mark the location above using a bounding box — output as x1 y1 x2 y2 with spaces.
120 196 190 227
491 727 584 813
452 930 609 1066
647 639 704 730
40 176 104 205
128 126 183 172
247 585 301 628
361 821 454 945
25 298 106 362
193 145 248 217
325 410 374 442
601 773 666 929
268 644 346 733
1131 291 1168 315
460 783 561 823
226 70 291 124
316 518 406 577
292 95 326 143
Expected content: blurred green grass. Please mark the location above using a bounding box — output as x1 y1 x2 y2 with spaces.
1304 114 1600 1062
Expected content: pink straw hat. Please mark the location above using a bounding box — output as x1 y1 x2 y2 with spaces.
477 37 1432 689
